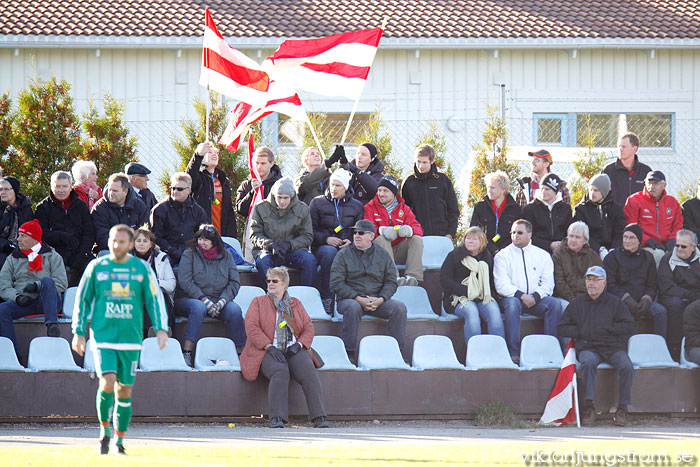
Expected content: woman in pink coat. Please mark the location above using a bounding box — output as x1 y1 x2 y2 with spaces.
240 266 328 428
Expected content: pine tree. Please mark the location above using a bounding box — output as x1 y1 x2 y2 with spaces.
569 113 611 206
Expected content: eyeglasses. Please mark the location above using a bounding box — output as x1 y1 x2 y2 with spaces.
0 188 13 192
354 231 370 236
585 277 605 282
266 279 280 284
676 244 693 250
171 186 189 191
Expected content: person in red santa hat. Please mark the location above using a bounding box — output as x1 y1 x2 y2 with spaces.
0 219 68 360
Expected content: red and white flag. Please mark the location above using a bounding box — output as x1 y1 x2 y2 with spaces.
262 28 382 100
540 341 579 426
200 9 270 105
219 82 309 152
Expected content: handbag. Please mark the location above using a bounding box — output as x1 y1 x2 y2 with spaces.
283 311 325 368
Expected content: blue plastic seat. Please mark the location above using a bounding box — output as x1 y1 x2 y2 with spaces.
222 236 254 271
392 285 439 319
357 335 411 370
628 334 679 368
235 285 266 318
83 339 97 372
465 335 518 370
680 337 699 369
0 336 25 371
27 337 81 371
288 286 331 320
412 335 464 370
519 334 564 370
421 235 455 269
139 337 191 371
194 337 241 371
62 286 78 318
311 335 357 370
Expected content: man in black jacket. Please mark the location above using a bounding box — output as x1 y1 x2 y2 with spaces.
573 173 625 258
91 173 148 253
602 132 652 207
522 173 572 253
340 143 384 206
681 177 700 243
125 162 158 212
603 223 667 337
401 144 459 238
470 170 522 255
150 172 208 266
235 146 282 219
558 265 635 426
188 142 238 237
657 229 700 361
34 171 95 286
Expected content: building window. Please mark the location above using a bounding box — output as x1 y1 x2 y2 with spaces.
534 113 674 148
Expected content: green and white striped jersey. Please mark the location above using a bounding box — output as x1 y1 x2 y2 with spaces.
72 255 168 350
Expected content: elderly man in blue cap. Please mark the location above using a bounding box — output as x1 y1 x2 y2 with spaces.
125 162 158 212
557 265 635 427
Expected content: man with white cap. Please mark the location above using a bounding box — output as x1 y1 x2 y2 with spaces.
522 173 572 253
573 173 626 259
250 177 316 288
364 175 424 286
558 265 635 427
309 168 364 314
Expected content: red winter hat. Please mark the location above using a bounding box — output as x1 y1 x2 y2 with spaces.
19 219 42 242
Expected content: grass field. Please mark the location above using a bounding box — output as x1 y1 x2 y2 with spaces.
3 439 698 466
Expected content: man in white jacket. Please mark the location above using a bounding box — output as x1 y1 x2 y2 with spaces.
494 219 564 360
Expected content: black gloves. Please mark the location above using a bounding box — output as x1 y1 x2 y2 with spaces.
636 295 653 317
23 282 39 294
62 233 79 250
645 238 663 250
15 295 32 307
286 342 302 356
664 238 676 252
324 145 345 168
266 346 286 363
271 240 291 261
621 293 638 314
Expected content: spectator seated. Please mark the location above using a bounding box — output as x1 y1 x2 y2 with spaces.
288 286 332 321
311 335 357 370
27 337 81 371
139 337 191 372
680 337 699 369
194 337 241 371
411 335 464 370
0 336 25 371
465 335 519 370
357 336 410 370
519 334 564 370
627 334 679 368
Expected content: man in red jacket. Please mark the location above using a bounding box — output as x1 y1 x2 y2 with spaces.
624 170 683 266
364 176 424 285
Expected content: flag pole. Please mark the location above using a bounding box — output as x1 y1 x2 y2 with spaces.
306 119 327 159
339 18 387 146
205 85 211 142
573 374 581 428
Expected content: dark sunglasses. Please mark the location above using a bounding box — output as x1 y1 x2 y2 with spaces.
354 231 370 236
267 279 280 284
199 225 216 233
676 244 692 250
171 186 188 191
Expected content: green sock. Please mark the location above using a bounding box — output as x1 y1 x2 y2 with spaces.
113 398 132 445
96 389 114 438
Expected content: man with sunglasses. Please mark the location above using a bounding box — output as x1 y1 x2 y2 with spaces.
657 229 700 361
150 172 207 266
330 219 407 365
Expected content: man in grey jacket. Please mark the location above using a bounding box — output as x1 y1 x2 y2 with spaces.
330 219 407 364
250 177 317 287
0 219 68 356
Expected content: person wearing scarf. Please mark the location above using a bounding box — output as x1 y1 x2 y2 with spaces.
240 267 328 429
440 227 504 348
173 224 245 367
0 219 68 358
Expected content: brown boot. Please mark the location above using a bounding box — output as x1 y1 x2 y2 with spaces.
613 405 628 426
581 400 596 426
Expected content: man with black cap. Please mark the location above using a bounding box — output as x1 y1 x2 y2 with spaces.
339 142 385 205
516 149 570 207
364 175 424 286
522 173 572 253
125 162 158 212
0 219 68 359
573 173 626 259
330 219 407 364
603 223 667 337
624 170 683 265
557 265 635 426
603 132 652 207
249 177 316 287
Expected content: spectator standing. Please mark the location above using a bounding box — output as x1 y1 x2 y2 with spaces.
341 143 384 205
309 168 363 314
0 176 33 267
522 173 572 253
125 162 158 212
401 144 459 238
330 219 407 364
557 266 635 426
294 146 333 205
603 223 667 338
34 171 95 286
71 160 102 210
470 170 522 255
236 146 282 219
515 149 570 207
603 132 652 207
364 175 424 286
681 176 700 243
150 172 207 266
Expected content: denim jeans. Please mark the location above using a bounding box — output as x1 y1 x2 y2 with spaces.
255 250 317 287
453 300 504 346
314 245 339 300
644 301 668 339
0 277 61 351
337 298 407 355
659 296 689 351
579 349 634 406
174 298 246 346
501 295 563 355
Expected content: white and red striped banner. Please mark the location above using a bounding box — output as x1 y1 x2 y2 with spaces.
262 28 382 100
199 9 270 105
540 341 579 426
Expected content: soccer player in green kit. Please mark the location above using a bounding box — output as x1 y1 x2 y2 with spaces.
72 224 169 455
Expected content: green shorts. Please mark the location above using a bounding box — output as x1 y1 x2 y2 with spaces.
94 348 140 386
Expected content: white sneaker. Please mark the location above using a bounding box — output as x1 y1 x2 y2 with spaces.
405 276 419 286
397 276 407 286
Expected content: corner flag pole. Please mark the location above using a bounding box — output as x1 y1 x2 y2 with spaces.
573 375 581 428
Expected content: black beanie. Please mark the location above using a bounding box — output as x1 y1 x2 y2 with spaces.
542 173 562 193
623 223 643 244
2 176 20 196
361 143 378 159
378 175 399 196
